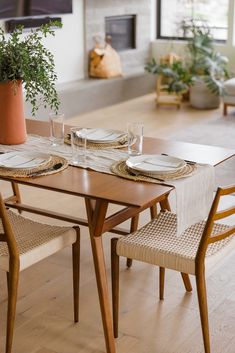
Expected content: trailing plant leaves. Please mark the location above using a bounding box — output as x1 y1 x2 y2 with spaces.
0 21 62 115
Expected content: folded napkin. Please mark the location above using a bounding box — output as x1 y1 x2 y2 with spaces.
145 157 183 168
169 164 215 236
86 129 125 141
130 154 185 172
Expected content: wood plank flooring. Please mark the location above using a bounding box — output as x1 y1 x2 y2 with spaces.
1 94 235 353
66 93 225 138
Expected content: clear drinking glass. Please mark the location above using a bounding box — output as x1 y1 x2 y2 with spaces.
70 127 87 165
127 122 144 156
49 113 65 146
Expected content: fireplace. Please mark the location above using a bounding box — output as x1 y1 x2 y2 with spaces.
85 0 152 74
105 15 136 51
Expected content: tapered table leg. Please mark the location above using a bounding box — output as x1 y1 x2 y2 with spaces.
85 198 116 353
150 203 158 219
11 182 22 213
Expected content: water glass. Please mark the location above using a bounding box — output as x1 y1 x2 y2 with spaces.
70 127 87 165
127 122 144 156
49 113 65 146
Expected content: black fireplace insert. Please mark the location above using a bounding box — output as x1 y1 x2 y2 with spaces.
105 14 136 51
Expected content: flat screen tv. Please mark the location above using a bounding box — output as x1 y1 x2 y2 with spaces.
0 0 73 19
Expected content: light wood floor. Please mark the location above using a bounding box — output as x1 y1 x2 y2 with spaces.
66 93 225 138
1 94 235 353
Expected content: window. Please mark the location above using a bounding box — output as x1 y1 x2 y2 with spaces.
157 0 229 41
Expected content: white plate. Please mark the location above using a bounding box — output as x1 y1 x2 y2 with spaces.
86 128 127 143
126 154 186 174
0 151 51 169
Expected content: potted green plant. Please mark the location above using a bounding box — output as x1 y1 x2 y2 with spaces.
146 20 229 110
145 59 193 96
0 22 61 145
185 20 230 109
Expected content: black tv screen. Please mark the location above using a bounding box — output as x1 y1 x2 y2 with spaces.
0 0 73 19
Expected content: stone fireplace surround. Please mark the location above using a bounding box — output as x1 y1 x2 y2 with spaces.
84 0 152 74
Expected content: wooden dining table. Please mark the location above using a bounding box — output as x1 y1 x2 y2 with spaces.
1 119 235 353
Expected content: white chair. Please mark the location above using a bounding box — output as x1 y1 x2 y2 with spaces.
0 192 80 353
223 78 235 115
111 185 235 353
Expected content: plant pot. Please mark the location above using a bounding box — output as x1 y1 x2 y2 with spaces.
0 80 26 144
190 79 220 109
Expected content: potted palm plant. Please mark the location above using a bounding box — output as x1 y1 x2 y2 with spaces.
0 22 61 145
146 20 229 110
185 21 230 109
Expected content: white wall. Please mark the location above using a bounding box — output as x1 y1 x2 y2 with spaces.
42 0 85 83
45 0 84 83
150 0 157 40
0 0 85 84
151 0 235 73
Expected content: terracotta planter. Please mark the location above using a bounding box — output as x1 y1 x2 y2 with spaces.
0 80 26 144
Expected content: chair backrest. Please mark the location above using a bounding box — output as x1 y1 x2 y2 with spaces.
0 193 19 260
196 185 235 265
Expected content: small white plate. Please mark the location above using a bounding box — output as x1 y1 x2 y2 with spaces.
126 154 186 174
0 151 51 169
86 128 127 143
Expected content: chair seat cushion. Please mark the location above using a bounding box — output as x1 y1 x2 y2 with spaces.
0 211 77 271
116 211 234 275
224 78 235 96
223 95 235 104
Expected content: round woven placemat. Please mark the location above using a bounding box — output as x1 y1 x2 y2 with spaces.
111 160 197 183
64 133 128 149
0 155 68 178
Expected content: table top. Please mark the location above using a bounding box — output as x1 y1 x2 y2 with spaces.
1 119 234 208
26 119 235 166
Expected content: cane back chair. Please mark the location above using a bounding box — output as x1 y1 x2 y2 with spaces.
111 185 235 353
0 192 80 353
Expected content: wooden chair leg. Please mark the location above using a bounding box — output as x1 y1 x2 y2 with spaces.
126 258 132 268
6 272 10 294
160 197 193 294
181 273 192 292
126 215 139 268
111 238 120 338
223 103 227 116
196 269 210 353
72 227 80 323
159 267 165 300
6 260 19 353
